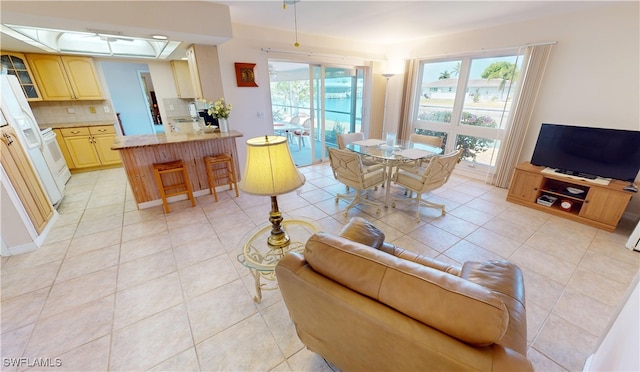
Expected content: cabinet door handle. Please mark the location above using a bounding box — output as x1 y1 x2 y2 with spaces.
2 133 13 146
71 130 80 134
97 129 107 132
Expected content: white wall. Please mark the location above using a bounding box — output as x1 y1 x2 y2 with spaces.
213 2 639 215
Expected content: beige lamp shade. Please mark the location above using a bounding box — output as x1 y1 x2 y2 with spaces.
239 135 305 196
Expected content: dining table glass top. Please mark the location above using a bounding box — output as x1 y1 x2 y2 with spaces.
346 139 443 161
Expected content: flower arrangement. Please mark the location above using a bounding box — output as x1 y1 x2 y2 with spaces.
199 97 232 119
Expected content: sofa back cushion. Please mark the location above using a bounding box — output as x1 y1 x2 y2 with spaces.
304 232 509 346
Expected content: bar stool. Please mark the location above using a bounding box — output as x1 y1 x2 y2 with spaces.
152 160 196 213
204 153 239 202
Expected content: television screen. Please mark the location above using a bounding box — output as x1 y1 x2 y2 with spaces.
530 123 640 182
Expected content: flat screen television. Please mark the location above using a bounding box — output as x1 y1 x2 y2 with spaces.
530 123 640 182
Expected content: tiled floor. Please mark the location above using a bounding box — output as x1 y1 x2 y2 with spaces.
2 163 639 371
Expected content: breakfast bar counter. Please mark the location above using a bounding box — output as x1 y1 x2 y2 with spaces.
112 130 243 208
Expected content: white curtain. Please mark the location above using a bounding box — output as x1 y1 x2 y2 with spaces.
492 44 553 188
398 59 416 141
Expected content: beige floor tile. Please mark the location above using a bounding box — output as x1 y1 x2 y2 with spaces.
196 313 283 370
178 253 241 299
149 347 200 371
123 207 166 226
80 203 125 222
525 229 590 265
261 300 305 358
449 204 494 226
429 213 479 238
510 244 576 285
119 231 172 263
165 206 209 230
25 295 114 358
42 224 77 245
527 347 568 372
566 267 629 307
1 260 61 299
48 335 111 372
1 288 48 333
66 227 122 257
579 250 638 285
55 245 119 284
407 224 460 253
121 219 168 242
1 323 34 365
286 348 336 372
114 272 184 330
186 279 257 343
173 235 226 269
73 213 124 238
482 216 538 243
169 219 217 246
117 248 176 290
3 240 69 269
526 301 549 344
532 314 598 371
520 267 565 311
444 239 505 263
42 267 117 318
465 227 522 258
552 287 615 337
110 304 193 371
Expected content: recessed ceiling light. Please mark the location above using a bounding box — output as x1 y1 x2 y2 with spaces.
152 34 168 40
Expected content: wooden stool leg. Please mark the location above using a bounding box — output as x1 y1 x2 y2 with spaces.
182 167 196 207
205 160 219 202
153 168 171 213
227 157 239 197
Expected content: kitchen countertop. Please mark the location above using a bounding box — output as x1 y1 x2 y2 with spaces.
111 130 243 150
39 122 116 129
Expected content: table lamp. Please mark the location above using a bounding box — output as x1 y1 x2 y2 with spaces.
239 135 306 249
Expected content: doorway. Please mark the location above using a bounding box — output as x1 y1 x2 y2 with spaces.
268 61 364 166
100 61 161 135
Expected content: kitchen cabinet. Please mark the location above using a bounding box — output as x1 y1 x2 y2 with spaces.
0 52 42 101
506 162 634 232
185 45 204 99
1 126 53 234
58 125 121 170
171 60 196 98
26 54 103 101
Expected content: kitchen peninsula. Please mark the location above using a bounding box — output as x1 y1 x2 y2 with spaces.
111 130 243 209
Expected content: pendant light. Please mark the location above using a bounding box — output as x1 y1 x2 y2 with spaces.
282 0 300 47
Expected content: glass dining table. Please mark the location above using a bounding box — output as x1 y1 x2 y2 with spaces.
346 139 443 206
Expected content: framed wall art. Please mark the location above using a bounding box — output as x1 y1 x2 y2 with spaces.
234 62 258 87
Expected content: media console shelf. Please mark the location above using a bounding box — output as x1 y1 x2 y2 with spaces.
507 162 635 232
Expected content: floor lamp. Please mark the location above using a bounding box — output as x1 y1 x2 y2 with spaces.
239 135 306 249
382 73 395 134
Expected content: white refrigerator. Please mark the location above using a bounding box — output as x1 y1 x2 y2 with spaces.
0 75 64 206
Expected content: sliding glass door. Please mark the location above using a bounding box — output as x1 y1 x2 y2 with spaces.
269 60 364 166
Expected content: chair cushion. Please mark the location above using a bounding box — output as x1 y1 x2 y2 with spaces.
304 233 509 346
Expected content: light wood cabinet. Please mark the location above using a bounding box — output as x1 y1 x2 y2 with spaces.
1 126 53 233
507 162 634 232
171 60 196 98
1 52 42 101
58 125 121 170
185 45 204 99
26 54 103 101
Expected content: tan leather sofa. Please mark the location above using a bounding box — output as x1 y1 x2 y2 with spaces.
276 217 533 371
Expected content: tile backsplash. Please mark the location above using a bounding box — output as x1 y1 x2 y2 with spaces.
163 98 194 120
30 100 117 126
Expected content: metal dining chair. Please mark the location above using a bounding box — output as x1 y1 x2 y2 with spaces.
392 149 462 221
327 147 386 216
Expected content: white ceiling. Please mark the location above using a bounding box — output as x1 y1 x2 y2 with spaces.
1 1 612 58
214 1 609 44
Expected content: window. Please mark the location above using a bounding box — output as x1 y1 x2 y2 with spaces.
413 53 523 175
